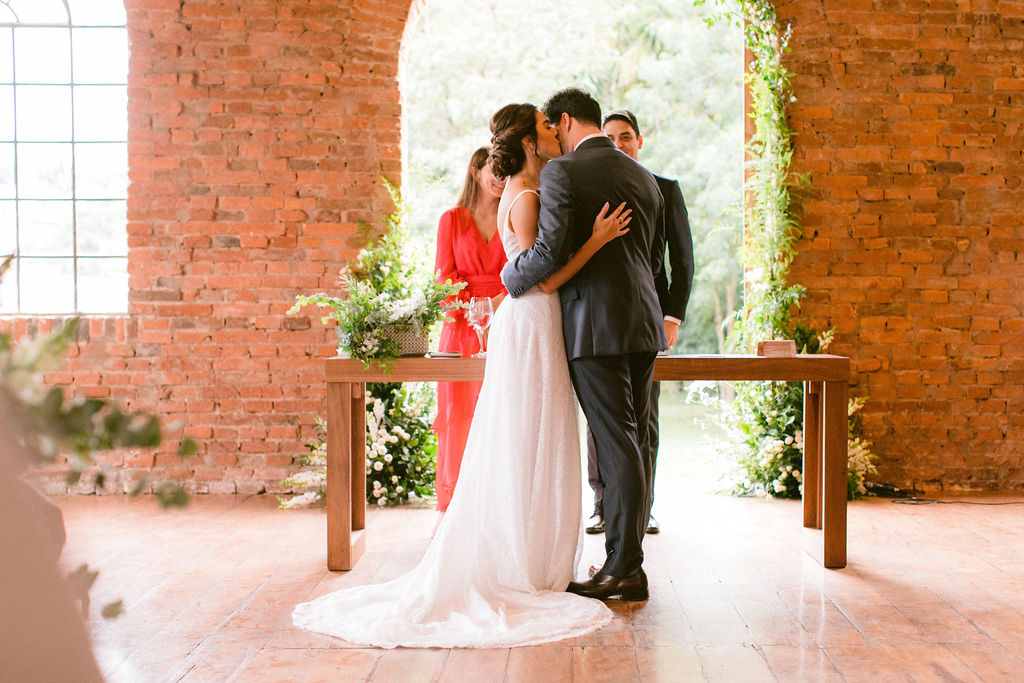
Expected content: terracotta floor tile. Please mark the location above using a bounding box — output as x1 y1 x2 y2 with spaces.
697 644 774 681
823 644 907 683
505 646 572 682
229 647 318 683
573 644 640 682
761 644 843 682
880 638 984 682
438 648 510 682
634 645 703 682
368 648 448 681
945 642 1024 682
300 648 381 682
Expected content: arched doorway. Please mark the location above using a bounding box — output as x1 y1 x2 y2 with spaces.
399 0 743 356
396 0 745 497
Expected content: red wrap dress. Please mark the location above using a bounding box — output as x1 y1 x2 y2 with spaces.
432 206 507 511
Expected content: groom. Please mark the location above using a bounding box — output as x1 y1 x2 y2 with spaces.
501 88 667 601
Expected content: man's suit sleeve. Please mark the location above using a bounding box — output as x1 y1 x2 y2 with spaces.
660 179 695 321
500 162 575 298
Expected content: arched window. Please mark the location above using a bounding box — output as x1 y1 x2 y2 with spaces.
0 0 127 314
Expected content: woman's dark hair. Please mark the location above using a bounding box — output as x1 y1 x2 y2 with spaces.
488 103 538 180
542 87 602 128
456 146 490 209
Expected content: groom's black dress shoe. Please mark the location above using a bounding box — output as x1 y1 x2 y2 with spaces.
567 569 648 601
585 506 604 534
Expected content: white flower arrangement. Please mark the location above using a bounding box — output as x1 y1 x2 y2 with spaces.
360 384 437 506
279 381 438 509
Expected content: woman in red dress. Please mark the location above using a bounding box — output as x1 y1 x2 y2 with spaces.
432 147 508 511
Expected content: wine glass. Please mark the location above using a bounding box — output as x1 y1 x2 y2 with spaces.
467 297 494 358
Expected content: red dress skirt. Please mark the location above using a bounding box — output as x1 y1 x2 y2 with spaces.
432 206 507 511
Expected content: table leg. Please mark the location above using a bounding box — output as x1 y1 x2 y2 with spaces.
822 379 848 568
802 381 823 529
351 383 366 533
326 381 366 571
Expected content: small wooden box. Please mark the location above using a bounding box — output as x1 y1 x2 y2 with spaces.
757 340 797 357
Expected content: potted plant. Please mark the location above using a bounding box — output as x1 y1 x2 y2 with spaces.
290 183 465 369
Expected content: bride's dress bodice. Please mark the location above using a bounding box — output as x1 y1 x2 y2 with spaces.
291 186 611 648
498 188 536 263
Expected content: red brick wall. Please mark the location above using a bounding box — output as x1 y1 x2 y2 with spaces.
10 0 1024 494
11 0 412 495
780 0 1024 490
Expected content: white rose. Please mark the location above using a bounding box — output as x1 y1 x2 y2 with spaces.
383 453 393 463
391 475 399 483
373 461 383 471
372 489 382 497
377 497 387 506
396 486 404 494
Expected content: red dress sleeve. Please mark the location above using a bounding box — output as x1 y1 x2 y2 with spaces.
435 208 470 325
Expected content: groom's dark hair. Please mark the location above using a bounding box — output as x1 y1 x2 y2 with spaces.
542 88 602 128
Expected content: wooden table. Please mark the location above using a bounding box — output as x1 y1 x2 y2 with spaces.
324 354 851 571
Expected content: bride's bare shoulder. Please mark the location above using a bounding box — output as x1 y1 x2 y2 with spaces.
499 183 539 234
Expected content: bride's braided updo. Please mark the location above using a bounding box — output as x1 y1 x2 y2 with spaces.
488 103 538 180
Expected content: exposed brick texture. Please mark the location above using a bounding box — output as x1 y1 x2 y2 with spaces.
6 0 1023 494
780 0 1024 490
7 0 411 495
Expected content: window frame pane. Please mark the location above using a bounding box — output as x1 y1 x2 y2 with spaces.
1 5 128 314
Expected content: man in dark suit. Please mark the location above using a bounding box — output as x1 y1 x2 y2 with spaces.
585 109 695 537
501 88 667 601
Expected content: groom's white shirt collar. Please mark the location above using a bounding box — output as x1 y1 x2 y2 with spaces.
573 133 606 151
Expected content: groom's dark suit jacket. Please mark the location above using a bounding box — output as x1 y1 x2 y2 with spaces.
501 135 668 359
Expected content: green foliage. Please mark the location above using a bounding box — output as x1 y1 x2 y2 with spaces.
692 2 877 499
278 416 327 509
696 325 876 499
402 0 743 353
279 382 439 509
289 182 464 369
364 382 437 506
697 0 804 351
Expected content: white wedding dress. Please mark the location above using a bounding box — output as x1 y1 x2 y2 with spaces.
292 190 612 648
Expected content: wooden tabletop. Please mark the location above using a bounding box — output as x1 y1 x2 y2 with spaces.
325 354 850 383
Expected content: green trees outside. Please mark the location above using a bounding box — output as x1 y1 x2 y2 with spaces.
401 0 743 353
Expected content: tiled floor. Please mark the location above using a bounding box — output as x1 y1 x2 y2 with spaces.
59 485 1024 682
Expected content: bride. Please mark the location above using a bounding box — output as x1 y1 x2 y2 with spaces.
292 103 631 649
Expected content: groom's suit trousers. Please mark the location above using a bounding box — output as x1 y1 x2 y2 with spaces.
570 350 656 579
587 380 660 515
